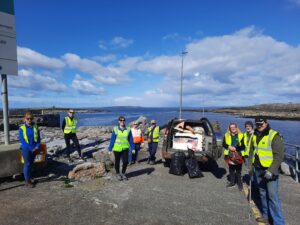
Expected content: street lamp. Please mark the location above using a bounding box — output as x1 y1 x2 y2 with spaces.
179 50 188 120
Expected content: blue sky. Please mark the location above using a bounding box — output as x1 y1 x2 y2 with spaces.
3 0 300 108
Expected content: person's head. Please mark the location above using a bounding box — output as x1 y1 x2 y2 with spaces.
24 111 34 126
151 119 157 127
228 122 238 134
68 109 75 118
244 121 254 132
255 116 268 132
118 116 126 127
133 121 138 127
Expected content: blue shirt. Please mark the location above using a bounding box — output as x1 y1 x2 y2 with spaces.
108 125 134 152
19 123 41 151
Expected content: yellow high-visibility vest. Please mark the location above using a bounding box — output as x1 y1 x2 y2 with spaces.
243 132 254 156
20 124 38 143
113 126 130 152
147 126 160 143
252 129 278 167
223 132 245 156
64 117 78 134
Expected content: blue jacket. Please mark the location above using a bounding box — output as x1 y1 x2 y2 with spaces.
19 123 41 151
108 125 134 152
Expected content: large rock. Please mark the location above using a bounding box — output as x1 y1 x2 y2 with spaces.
280 162 292 176
68 162 106 180
93 151 114 166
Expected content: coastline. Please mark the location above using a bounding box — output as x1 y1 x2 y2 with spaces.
184 103 300 121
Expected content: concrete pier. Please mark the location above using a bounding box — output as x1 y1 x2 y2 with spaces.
0 144 22 177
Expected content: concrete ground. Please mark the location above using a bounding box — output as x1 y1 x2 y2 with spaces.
0 151 299 225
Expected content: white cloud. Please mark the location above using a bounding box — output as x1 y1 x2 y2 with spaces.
289 0 300 7
8 69 67 92
98 36 134 50
62 53 129 84
92 54 117 63
17 47 65 69
162 33 180 41
71 74 105 95
111 36 134 48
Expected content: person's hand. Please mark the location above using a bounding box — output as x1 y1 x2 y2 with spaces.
264 170 273 180
228 146 236 151
132 150 136 155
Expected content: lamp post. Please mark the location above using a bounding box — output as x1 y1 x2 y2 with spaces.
179 50 188 120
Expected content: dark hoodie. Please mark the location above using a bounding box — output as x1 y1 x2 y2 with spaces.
249 124 284 175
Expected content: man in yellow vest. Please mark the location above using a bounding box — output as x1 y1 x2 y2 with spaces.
147 119 160 165
19 112 40 188
108 116 134 181
249 116 285 225
62 109 82 162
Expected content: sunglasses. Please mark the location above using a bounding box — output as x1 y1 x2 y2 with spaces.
69 112 74 114
119 119 125 122
26 117 33 120
256 122 264 127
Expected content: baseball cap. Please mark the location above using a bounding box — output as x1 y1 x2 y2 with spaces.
133 121 138 125
255 116 267 124
151 119 157 124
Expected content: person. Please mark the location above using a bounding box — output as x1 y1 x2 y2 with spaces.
62 109 83 162
223 122 246 191
130 121 144 164
243 121 254 168
19 112 41 188
146 119 160 165
249 116 285 225
108 116 134 181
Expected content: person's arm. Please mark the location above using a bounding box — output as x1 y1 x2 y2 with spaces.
108 129 116 152
34 128 41 150
268 134 284 175
19 127 30 150
62 118 66 131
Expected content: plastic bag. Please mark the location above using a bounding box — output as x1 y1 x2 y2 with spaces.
185 156 203 178
169 151 186 175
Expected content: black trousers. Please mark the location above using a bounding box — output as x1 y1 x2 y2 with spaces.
229 164 242 185
64 133 81 157
114 150 129 174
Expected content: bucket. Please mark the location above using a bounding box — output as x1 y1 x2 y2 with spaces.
21 143 47 164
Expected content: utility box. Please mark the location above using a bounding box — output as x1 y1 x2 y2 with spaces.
0 143 23 177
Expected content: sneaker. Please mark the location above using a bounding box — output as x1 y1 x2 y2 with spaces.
149 161 155 165
256 216 269 224
116 174 123 181
121 173 128 180
226 182 235 188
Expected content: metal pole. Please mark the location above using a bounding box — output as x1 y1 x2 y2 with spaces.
179 51 187 120
1 74 10 145
296 147 299 183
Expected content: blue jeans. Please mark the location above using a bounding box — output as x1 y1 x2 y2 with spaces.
255 168 285 225
21 148 35 182
148 142 158 162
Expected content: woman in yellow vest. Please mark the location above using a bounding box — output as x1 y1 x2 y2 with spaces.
108 116 134 181
19 112 40 188
223 122 245 191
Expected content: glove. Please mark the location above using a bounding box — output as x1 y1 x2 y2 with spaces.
132 150 136 155
264 170 273 180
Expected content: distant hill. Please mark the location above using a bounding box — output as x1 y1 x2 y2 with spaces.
208 103 300 121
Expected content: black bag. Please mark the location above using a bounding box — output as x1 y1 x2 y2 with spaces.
185 156 203 178
169 151 186 175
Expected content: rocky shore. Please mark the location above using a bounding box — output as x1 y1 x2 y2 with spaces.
209 103 300 121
